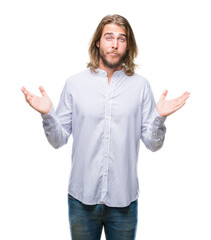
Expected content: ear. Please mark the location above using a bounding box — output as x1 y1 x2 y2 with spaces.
96 40 100 48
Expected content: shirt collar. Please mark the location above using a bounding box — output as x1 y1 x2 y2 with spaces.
95 67 125 78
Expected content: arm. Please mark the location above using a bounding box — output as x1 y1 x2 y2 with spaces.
41 81 73 149
140 84 190 152
140 83 167 152
21 80 73 149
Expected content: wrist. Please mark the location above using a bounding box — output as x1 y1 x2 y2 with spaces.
155 106 166 117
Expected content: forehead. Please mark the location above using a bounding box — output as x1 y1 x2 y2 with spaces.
102 23 126 36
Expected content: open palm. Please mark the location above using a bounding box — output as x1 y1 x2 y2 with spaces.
21 86 52 114
156 90 190 117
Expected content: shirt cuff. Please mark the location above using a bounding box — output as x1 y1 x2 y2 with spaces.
41 105 57 121
152 108 167 127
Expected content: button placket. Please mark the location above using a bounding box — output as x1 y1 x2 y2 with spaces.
101 77 116 201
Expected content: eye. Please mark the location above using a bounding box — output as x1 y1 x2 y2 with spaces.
106 36 112 40
119 37 126 42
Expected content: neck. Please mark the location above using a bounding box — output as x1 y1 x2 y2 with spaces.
98 59 123 80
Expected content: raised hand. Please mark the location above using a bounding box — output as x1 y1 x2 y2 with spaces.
156 90 190 117
21 86 52 114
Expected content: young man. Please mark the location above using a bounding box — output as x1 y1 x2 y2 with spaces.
21 14 190 240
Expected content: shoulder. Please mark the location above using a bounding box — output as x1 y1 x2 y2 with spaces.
64 69 92 91
128 72 154 102
127 72 151 88
66 69 90 84
58 69 90 95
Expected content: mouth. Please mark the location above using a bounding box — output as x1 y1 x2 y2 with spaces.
108 52 119 57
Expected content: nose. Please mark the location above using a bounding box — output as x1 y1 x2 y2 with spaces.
112 39 118 49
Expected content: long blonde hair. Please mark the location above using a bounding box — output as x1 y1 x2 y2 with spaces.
87 14 138 76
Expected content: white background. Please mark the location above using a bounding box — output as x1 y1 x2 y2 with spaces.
0 0 210 239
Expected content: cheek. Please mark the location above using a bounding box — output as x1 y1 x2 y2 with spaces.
120 44 128 53
100 40 112 49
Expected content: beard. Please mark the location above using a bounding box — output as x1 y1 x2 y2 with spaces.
99 48 127 69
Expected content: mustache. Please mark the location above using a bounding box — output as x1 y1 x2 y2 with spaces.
108 51 120 55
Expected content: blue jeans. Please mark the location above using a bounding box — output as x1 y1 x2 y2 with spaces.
68 194 138 240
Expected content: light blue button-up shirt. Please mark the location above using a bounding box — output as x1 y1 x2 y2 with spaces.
41 67 166 207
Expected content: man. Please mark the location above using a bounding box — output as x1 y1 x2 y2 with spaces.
21 14 190 240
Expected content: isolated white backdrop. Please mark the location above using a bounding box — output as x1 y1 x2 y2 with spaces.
0 0 210 239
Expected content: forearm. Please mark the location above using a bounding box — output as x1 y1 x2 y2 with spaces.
41 106 70 149
141 108 167 152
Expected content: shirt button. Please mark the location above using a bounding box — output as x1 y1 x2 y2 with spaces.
104 173 107 176
104 154 107 157
106 116 109 120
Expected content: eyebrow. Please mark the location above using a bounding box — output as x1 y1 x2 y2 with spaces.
104 32 127 38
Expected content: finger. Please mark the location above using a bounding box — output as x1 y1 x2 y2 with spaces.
39 86 46 96
174 96 190 107
21 87 35 99
21 86 29 95
167 102 186 116
171 91 190 103
26 94 33 104
178 93 190 103
174 102 186 112
179 91 190 100
26 95 32 101
160 89 168 100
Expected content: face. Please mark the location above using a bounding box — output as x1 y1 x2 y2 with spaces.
96 23 128 70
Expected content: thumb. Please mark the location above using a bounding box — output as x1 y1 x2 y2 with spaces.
160 89 168 100
39 86 46 96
